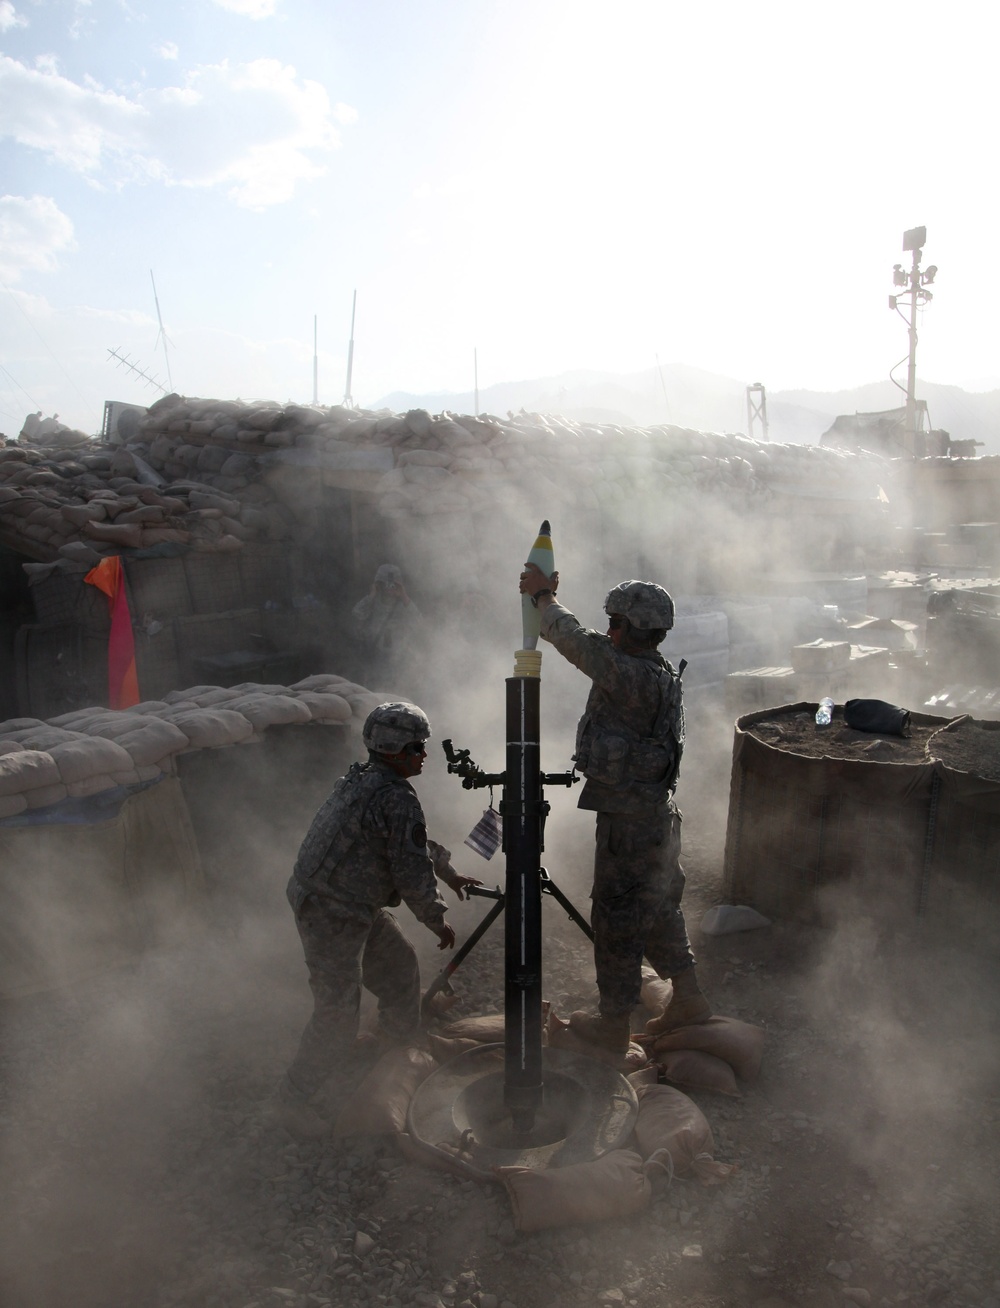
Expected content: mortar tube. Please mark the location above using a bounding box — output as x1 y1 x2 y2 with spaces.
503 673 544 1134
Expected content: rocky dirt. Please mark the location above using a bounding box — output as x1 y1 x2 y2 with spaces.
2 708 999 1308
928 719 1000 782
744 709 940 764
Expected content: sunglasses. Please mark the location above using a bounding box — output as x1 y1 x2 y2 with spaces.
607 616 626 631
401 741 427 757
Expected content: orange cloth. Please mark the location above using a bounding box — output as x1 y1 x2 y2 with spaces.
84 556 140 709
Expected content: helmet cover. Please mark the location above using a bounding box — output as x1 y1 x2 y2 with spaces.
604 580 675 631
362 701 431 754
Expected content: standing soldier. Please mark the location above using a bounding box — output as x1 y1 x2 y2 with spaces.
518 566 711 1055
278 701 475 1138
351 563 424 689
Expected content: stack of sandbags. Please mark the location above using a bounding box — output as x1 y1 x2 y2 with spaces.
0 717 154 819
0 440 291 565
2 391 896 567
0 676 383 819
125 393 891 530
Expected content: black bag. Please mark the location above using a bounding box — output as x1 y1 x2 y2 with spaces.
843 698 910 737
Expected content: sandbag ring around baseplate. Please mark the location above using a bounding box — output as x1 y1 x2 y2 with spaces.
406 1043 638 1177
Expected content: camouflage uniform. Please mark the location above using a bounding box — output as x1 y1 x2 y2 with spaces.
351 566 424 687
540 599 694 1016
284 756 448 1099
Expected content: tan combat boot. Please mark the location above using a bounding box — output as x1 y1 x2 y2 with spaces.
645 967 712 1036
568 1010 632 1055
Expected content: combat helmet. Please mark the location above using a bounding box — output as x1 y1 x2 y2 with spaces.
604 580 675 631
363 701 431 754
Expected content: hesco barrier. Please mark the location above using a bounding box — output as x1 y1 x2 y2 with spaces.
0 776 204 998
721 705 1000 924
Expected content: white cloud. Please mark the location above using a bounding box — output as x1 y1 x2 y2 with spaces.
0 2 28 33
158 42 179 61
0 54 352 207
0 195 76 281
212 0 279 18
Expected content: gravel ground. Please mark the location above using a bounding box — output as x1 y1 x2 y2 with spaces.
2 705 1000 1308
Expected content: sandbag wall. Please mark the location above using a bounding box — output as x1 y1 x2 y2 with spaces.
1 394 900 716
123 395 896 599
0 675 378 822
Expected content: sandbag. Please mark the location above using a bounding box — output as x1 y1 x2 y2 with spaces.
634 1084 738 1185
291 674 352 692
427 1034 481 1063
0 726 80 747
66 773 119 798
82 520 144 549
48 736 136 785
497 1149 651 1232
627 1066 661 1089
0 750 62 797
156 707 255 749
651 1015 765 1083
640 964 672 1015
0 741 25 757
81 713 150 740
48 707 118 729
422 987 460 1019
332 1046 435 1136
223 693 312 729
0 793 28 819
293 691 353 724
25 782 69 809
441 1013 507 1042
186 688 244 707
546 1012 649 1074
113 721 191 767
656 1049 740 1097
163 686 220 703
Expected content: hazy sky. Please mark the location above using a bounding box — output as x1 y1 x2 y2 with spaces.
0 0 996 435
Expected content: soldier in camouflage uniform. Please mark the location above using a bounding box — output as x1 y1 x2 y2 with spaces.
519 567 712 1055
278 701 475 1138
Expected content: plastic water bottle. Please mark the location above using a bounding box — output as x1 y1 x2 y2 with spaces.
815 697 834 726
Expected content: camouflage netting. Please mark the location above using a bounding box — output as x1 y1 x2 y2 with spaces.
0 394 896 576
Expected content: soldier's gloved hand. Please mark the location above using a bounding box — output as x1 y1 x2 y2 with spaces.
443 870 483 901
519 562 559 601
433 921 457 951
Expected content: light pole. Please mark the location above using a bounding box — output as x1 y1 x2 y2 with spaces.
889 225 938 454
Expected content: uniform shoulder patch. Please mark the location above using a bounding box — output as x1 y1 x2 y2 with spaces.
411 822 427 848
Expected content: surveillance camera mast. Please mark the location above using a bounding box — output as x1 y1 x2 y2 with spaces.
889 224 938 451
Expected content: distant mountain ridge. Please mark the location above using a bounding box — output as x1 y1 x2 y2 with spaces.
373 365 1000 455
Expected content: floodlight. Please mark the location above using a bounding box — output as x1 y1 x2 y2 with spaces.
893 265 907 287
922 265 938 284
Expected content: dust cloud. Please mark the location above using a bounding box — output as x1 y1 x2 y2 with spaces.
2 427 999 1307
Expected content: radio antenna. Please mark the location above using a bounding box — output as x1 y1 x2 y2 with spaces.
150 270 174 392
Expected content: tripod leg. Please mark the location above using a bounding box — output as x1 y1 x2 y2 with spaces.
540 869 594 943
421 895 506 1018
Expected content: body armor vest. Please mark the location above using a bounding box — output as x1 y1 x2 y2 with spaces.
574 657 685 805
